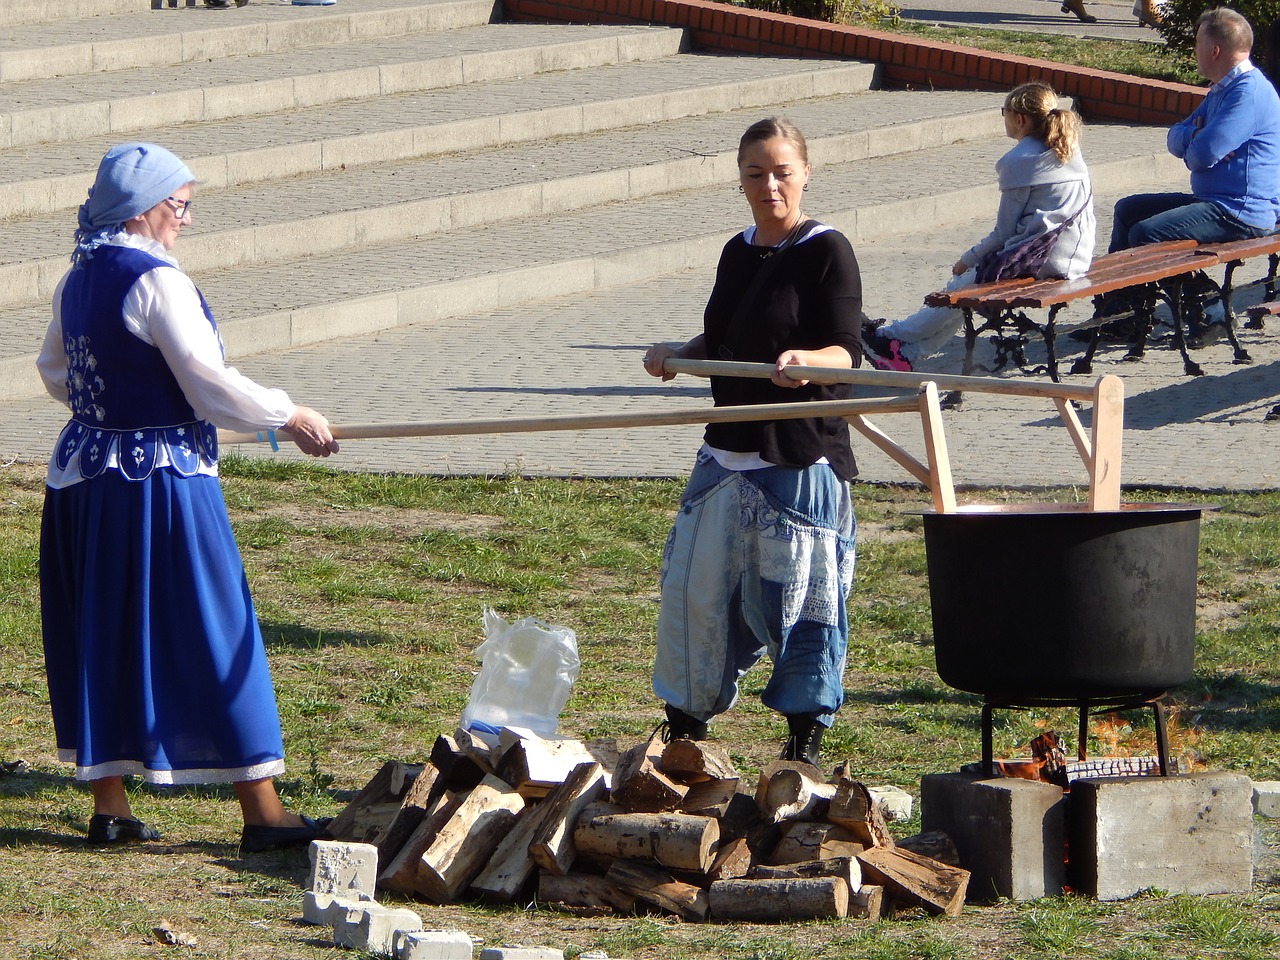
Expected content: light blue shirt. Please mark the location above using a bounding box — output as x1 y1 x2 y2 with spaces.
1167 59 1280 231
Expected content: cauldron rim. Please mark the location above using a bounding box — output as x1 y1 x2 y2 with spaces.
918 502 1209 517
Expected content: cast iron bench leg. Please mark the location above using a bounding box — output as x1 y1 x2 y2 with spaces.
1217 260 1252 363
1041 303 1066 382
1166 278 1205 376
1122 284 1157 363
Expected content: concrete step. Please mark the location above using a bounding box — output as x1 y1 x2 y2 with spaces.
0 51 880 219
0 88 997 311
0 0 147 29
0 0 497 81
0 114 1184 400
0 21 689 150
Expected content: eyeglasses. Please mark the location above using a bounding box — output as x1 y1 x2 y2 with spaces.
163 196 193 218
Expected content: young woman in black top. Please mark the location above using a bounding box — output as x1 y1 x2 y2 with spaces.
641 118 864 767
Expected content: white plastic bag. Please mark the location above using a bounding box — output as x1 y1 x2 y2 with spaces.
460 607 580 738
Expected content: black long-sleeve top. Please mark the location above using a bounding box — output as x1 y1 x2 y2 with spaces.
702 224 865 481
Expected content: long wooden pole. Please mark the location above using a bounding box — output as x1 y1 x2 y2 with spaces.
217 396 921 445
662 358 1097 402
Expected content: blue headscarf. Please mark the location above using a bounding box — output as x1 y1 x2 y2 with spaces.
72 143 195 267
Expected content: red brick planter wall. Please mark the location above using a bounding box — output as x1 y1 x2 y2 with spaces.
503 0 1203 125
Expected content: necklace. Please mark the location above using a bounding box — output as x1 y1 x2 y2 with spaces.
756 215 809 257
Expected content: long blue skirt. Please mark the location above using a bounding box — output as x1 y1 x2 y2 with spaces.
40 469 286 784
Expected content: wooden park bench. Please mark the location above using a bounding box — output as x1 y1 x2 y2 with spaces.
924 233 1280 381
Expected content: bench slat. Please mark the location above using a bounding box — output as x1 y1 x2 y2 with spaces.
1197 235 1280 262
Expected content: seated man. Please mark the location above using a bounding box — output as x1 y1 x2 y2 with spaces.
1083 6 1280 339
1111 7 1280 253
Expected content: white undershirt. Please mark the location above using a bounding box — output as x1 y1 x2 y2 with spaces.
39 233 295 487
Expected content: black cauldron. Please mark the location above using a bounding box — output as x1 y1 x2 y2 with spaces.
922 503 1202 701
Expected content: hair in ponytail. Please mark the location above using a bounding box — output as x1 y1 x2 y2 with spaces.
1004 81 1082 165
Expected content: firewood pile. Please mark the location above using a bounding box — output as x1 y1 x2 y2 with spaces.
327 726 970 922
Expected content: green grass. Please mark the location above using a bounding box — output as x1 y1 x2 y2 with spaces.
2 459 1279 958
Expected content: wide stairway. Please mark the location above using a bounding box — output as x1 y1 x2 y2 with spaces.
0 0 1192 481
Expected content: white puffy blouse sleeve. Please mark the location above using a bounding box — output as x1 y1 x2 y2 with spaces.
126 264 296 433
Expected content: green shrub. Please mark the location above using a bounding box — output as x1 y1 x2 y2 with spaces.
741 0 901 29
1155 1 1279 67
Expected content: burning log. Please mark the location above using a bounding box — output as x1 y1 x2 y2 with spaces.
856 846 970 917
573 811 720 874
605 860 710 922
708 876 849 921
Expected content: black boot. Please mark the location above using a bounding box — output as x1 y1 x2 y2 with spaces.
660 703 708 742
780 714 824 768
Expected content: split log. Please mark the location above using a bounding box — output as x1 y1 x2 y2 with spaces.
677 777 741 816
374 764 442 866
469 764 603 902
748 855 861 893
527 762 608 876
706 837 752 882
378 790 465 893
610 735 688 812
766 821 865 866
574 811 720 873
659 739 737 783
430 734 487 792
494 727 606 798
827 775 895 848
537 872 637 915
708 876 849 921
850 884 886 920
856 846 970 917
606 860 709 922
754 761 836 823
328 761 423 843
412 774 526 903
896 830 961 867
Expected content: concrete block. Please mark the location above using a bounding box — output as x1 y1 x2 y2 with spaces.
921 772 1067 902
1070 772 1253 901
393 928 474 960
1252 780 1280 818
478 948 564 960
333 903 423 956
868 784 913 822
303 892 369 926
308 839 379 898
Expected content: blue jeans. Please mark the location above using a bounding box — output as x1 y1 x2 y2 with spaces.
1109 193 1268 252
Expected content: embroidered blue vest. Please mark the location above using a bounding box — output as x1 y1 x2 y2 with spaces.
52 245 219 480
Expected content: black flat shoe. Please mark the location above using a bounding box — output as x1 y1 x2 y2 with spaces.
239 815 332 854
87 814 160 844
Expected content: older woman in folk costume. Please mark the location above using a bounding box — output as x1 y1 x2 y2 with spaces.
643 118 862 768
38 143 338 851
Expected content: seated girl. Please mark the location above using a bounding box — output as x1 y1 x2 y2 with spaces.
864 81 1095 371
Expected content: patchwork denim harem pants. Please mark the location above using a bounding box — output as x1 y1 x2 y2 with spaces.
653 451 856 727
